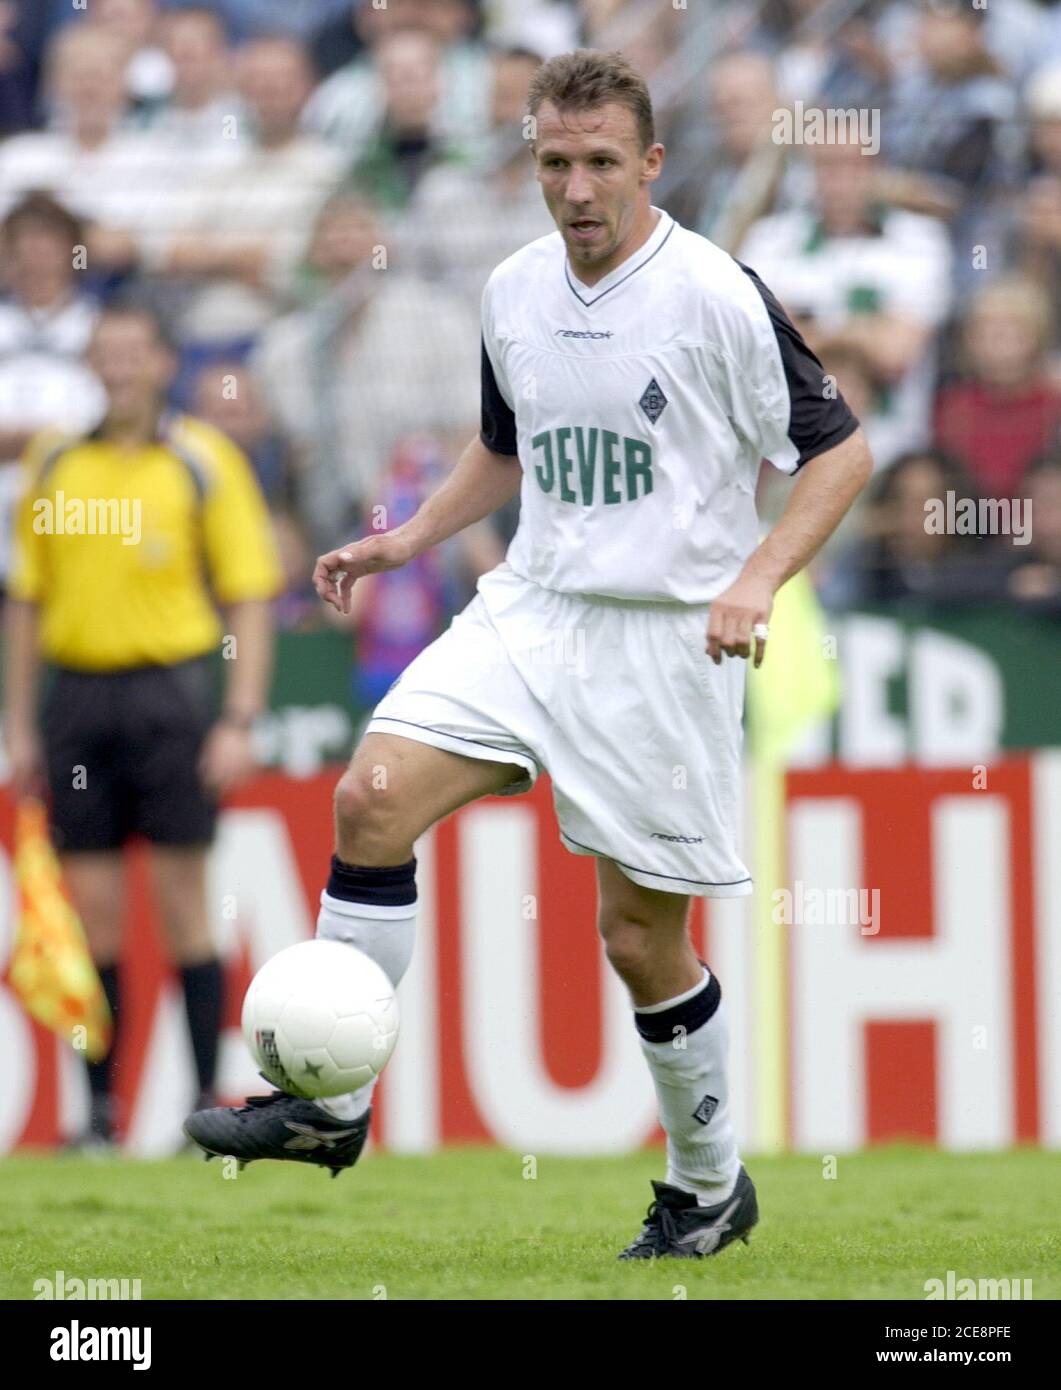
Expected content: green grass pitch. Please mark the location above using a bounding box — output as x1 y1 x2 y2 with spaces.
1 1146 1057 1301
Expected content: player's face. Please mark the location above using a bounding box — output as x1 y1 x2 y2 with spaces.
533 100 663 277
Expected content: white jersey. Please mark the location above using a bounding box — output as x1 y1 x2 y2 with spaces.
480 207 859 604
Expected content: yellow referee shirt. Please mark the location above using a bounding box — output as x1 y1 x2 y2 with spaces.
8 413 283 672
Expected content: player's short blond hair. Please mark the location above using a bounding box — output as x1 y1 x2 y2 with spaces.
527 49 655 152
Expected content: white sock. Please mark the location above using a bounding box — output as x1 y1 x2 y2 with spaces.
635 968 741 1205
314 888 416 1121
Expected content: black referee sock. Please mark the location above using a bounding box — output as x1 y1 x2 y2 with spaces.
180 957 224 1098
86 963 121 1101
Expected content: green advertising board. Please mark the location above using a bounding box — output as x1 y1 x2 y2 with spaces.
1 606 1057 780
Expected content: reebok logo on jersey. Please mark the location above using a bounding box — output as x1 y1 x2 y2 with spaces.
554 329 614 339
530 426 653 505
639 377 668 424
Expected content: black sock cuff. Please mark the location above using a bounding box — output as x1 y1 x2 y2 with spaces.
326 854 417 907
179 957 222 982
634 969 721 1043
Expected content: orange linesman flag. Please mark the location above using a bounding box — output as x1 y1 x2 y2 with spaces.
9 799 111 1061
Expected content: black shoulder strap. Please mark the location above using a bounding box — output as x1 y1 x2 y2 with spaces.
158 412 211 506
157 413 219 592
34 436 81 489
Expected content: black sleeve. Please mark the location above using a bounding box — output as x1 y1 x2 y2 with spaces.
480 336 519 457
738 262 861 469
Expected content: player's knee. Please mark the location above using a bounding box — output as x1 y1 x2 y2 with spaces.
599 915 655 980
333 769 413 864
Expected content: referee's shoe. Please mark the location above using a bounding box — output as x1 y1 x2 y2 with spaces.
183 1090 372 1179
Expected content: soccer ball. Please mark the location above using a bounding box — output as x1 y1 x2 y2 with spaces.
241 940 399 1100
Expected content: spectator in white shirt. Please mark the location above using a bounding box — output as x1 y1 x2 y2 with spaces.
404 46 554 310
0 26 137 221
0 193 105 585
740 136 953 466
304 0 491 161
254 193 479 549
138 5 238 144
119 4 245 255
90 0 173 114
153 35 345 347
0 23 211 274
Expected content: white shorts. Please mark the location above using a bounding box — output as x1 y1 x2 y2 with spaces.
367 563 751 897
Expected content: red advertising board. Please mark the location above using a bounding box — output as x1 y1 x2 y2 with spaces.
1 755 1058 1154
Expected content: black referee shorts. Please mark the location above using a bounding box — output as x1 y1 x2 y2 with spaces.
42 657 219 853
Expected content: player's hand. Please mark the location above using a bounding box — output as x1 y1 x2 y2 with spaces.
199 722 257 798
313 532 416 615
5 723 45 800
706 575 774 668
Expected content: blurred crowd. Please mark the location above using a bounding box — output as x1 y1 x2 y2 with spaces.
0 0 1059 638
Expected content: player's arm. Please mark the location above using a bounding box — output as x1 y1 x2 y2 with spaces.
314 434 521 615
706 427 873 667
2 599 44 798
198 596 275 797
3 443 50 797
707 264 874 666
195 431 280 794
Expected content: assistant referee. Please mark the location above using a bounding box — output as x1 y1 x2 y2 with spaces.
2 303 282 1147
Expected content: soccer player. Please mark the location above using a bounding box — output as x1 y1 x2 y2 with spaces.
186 50 872 1259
